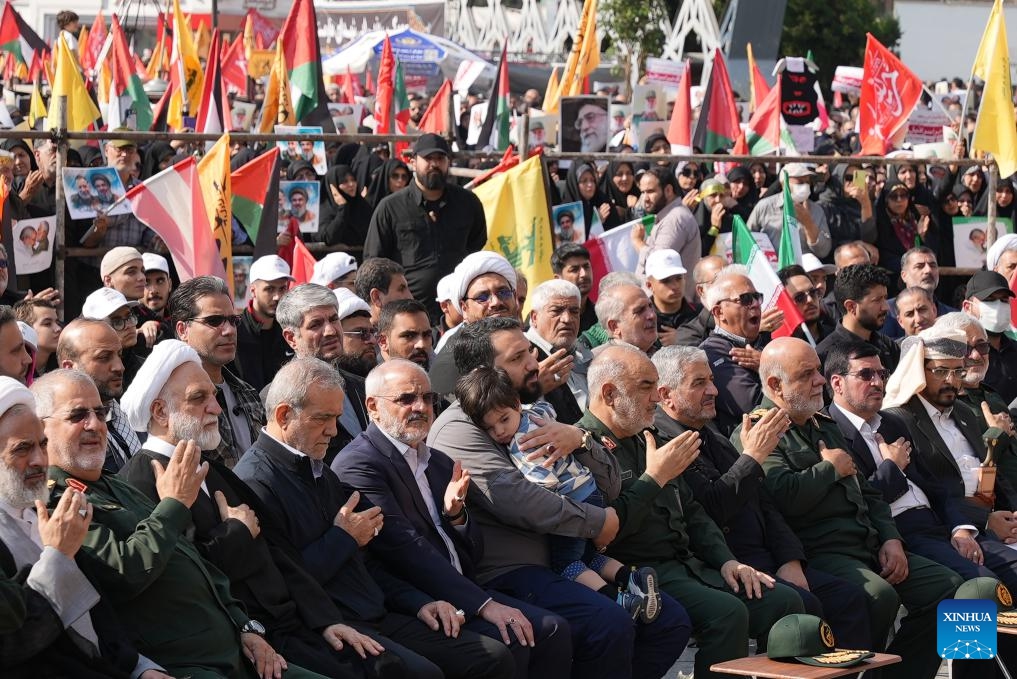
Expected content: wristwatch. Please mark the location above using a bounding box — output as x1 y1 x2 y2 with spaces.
577 428 593 452
241 619 266 637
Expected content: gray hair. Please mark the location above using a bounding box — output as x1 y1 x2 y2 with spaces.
276 284 338 332
758 360 790 400
595 282 642 326
265 357 346 413
597 271 641 295
935 311 985 338
365 359 429 398
588 342 646 396
652 345 709 390
530 279 581 313
31 369 97 418
702 265 751 310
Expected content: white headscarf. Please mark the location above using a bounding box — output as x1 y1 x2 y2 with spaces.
884 325 968 408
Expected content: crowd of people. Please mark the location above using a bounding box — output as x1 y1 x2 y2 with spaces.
3 51 1017 677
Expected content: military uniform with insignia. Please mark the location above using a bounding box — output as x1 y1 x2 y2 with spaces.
732 396 963 679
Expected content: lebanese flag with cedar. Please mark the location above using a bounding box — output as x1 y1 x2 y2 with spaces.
125 157 227 282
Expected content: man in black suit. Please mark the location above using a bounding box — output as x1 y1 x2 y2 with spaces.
334 359 572 677
826 339 1017 590
119 339 399 678
882 322 1017 549
233 357 516 679
275 284 369 464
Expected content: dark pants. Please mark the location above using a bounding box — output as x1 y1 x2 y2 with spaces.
775 567 873 650
463 590 572 679
486 565 692 679
350 612 515 679
268 624 405 679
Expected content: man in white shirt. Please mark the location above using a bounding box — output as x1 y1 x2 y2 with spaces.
827 339 1017 590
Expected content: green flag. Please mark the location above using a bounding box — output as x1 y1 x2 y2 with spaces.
779 172 803 269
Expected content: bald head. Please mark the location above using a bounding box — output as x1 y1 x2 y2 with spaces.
693 255 726 302
759 337 826 422
57 319 119 364
56 319 125 402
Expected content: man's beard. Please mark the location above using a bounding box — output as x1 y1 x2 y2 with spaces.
785 390 824 418
517 369 542 404
422 170 446 191
0 462 47 509
614 392 653 434
96 380 122 402
333 353 375 378
169 411 222 451
377 409 429 446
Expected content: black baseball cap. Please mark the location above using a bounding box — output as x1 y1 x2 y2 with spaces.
966 270 1015 301
413 133 451 157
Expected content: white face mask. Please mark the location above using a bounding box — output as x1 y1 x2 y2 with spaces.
977 299 1011 334
790 183 811 203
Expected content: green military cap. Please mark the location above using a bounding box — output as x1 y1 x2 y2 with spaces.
956 577 1017 627
767 614 875 668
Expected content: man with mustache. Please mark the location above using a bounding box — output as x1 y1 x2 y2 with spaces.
378 299 434 371
738 337 961 679
595 282 659 355
893 287 938 338
365 134 487 321
136 253 174 348
119 340 396 679
816 263 900 372
334 289 380 379
882 247 955 339
169 276 265 468
276 284 369 463
777 264 836 344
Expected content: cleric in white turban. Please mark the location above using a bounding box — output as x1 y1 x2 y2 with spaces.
0 375 35 420
452 251 517 314
120 339 203 432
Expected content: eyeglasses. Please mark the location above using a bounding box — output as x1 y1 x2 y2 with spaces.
42 405 111 424
680 168 700 178
888 191 909 201
343 328 378 342
968 341 991 356
844 368 890 382
109 313 137 331
716 292 764 308
189 314 242 328
573 109 606 130
791 288 821 305
463 289 515 305
377 391 440 407
391 172 411 182
0 258 8 269
926 366 968 380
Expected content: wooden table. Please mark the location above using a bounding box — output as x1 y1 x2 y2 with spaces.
710 652 901 678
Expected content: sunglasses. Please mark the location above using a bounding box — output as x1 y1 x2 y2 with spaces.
968 341 991 356
343 328 378 342
391 172 411 181
189 314 242 328
792 288 821 305
43 405 111 424
463 289 515 305
377 391 440 407
888 191 909 200
680 168 700 178
844 368 890 382
716 292 764 307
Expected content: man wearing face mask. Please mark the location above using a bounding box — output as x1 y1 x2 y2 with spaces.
746 163 832 259
960 271 1017 405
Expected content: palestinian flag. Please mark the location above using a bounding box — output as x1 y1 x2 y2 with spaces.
108 15 153 131
280 0 330 125
195 29 231 136
477 44 511 151
731 215 806 340
231 147 280 257
0 3 46 72
692 48 741 153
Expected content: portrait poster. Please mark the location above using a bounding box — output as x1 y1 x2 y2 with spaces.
609 104 630 135
278 180 321 235
232 256 252 310
552 201 586 247
521 111 556 149
559 96 609 153
953 218 1013 269
230 101 257 131
275 125 327 175
12 216 55 274
62 168 132 220
632 84 666 122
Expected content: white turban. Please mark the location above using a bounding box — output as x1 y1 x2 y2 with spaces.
987 234 1017 272
121 340 202 431
0 376 34 419
333 288 372 320
452 251 517 313
884 325 968 408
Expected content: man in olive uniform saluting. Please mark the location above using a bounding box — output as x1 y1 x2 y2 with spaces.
577 343 804 679
735 336 961 679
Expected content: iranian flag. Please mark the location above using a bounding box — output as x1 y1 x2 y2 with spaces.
281 0 330 125
584 215 654 301
778 171 804 268
0 3 46 72
125 157 226 282
107 15 153 131
731 216 806 340
231 147 281 258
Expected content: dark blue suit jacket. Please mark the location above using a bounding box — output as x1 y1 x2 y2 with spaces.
333 424 492 616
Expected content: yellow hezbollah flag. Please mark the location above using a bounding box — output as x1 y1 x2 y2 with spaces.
543 66 560 114
27 76 46 128
259 41 294 132
197 133 234 289
48 35 100 131
971 0 1017 178
171 0 203 114
475 155 554 318
546 0 599 112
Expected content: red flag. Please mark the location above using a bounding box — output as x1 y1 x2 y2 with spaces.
692 49 741 153
125 157 226 282
748 50 770 112
417 79 452 134
859 34 922 155
290 237 316 284
666 59 692 151
81 11 107 72
221 29 247 94
245 9 279 47
374 36 395 133
342 66 357 104
365 68 375 95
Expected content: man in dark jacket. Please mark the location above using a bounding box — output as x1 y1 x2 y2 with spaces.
236 255 293 391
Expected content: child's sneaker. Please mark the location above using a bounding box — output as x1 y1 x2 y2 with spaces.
616 589 645 621
627 566 661 623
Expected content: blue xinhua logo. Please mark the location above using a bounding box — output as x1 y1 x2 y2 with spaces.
938 599 997 659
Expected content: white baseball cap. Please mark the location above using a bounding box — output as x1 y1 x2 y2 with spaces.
645 249 687 280
249 255 295 284
333 288 372 320
142 252 170 274
82 287 139 320
311 252 358 287
801 253 836 275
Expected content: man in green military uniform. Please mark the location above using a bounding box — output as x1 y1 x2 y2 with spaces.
34 369 328 679
736 337 961 679
577 343 804 679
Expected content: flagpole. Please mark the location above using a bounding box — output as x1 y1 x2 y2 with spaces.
54 96 67 313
